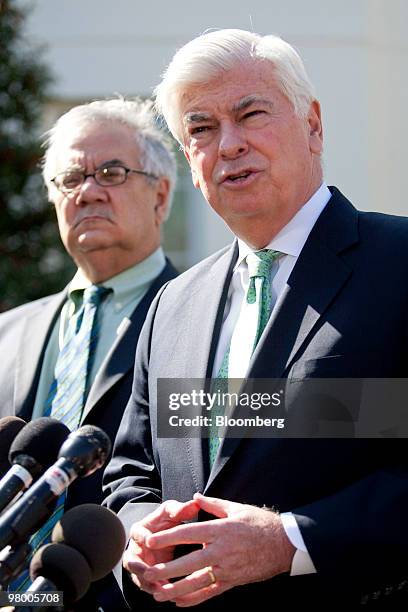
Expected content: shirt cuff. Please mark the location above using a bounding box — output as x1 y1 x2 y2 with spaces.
280 512 317 576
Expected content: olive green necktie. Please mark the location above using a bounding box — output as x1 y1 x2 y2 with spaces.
209 250 281 466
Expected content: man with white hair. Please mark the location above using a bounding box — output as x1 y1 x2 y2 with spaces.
0 97 178 610
105 30 408 608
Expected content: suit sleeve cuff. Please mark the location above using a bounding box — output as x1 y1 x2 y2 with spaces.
280 512 317 576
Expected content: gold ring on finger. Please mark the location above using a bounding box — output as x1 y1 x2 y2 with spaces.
207 566 217 585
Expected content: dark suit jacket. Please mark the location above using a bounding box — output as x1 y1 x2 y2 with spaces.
0 259 177 610
104 188 408 609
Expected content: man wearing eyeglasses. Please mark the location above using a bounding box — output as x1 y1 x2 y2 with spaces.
0 97 177 610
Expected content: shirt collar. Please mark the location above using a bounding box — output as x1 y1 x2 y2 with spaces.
68 247 166 313
235 183 332 269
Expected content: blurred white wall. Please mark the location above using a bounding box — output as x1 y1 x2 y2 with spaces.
22 0 408 264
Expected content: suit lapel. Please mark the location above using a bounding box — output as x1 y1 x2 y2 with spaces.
183 243 238 379
250 241 353 380
182 243 238 491
206 189 359 486
13 292 66 420
82 261 178 421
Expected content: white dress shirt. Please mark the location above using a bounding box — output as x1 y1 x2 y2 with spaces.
212 183 332 575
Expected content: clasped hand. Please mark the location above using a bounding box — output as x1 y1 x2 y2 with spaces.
123 493 295 607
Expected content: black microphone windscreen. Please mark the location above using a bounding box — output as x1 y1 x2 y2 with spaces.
52 503 126 581
8 418 70 470
0 417 26 477
58 425 111 478
62 424 111 457
30 543 92 604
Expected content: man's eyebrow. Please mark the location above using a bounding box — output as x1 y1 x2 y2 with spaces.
63 164 83 172
184 112 213 125
182 97 274 127
97 159 125 168
233 96 274 113
61 159 126 174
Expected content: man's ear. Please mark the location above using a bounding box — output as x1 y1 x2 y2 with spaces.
308 100 323 155
154 177 171 225
183 147 200 189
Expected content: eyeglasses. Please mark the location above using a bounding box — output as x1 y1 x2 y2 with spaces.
51 165 159 194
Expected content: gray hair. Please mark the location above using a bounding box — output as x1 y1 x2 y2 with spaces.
155 29 317 144
42 97 177 215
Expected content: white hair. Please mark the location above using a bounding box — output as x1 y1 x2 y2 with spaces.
42 97 177 214
155 29 317 144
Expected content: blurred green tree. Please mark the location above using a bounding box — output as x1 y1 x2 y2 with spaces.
0 0 74 312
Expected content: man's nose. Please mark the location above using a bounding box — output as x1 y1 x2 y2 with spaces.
76 175 107 204
218 122 248 159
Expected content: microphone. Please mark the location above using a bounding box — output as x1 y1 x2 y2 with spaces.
0 418 70 515
27 542 92 608
15 506 126 610
0 417 26 478
0 541 31 587
51 503 126 580
0 425 111 550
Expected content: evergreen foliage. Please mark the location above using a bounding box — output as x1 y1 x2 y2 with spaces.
0 0 74 312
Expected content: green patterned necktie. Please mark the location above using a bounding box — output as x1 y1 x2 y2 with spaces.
245 249 281 350
10 284 110 593
44 284 111 428
209 249 281 466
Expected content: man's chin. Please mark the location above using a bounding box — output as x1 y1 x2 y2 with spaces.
212 191 270 218
75 231 112 252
